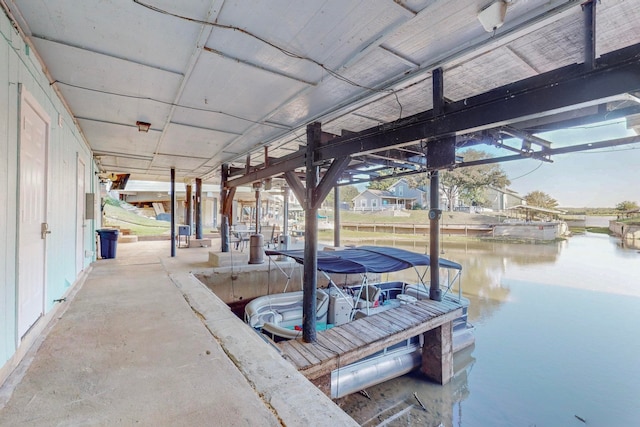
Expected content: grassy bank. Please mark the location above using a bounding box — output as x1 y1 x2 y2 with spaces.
323 209 503 225
103 200 171 236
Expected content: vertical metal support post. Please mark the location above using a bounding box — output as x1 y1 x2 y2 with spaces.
170 167 176 258
584 0 596 70
429 171 441 301
303 122 321 343
195 178 202 239
432 67 444 116
221 215 230 252
254 185 261 232
429 67 444 301
282 186 290 250
185 184 192 232
333 186 341 247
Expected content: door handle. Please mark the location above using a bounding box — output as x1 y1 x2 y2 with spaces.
41 222 51 239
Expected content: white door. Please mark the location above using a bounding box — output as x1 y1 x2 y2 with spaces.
76 157 85 274
18 88 50 340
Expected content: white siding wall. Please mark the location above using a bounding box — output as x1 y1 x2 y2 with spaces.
0 11 96 372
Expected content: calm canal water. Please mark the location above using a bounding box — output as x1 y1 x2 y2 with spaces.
337 232 640 427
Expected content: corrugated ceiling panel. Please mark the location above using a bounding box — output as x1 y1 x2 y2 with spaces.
159 123 234 158
216 0 410 69
152 154 208 170
445 47 540 101
203 27 322 85
508 12 583 74
383 0 485 65
105 158 152 172
337 48 411 90
78 119 159 156
170 106 252 136
178 52 308 121
31 38 183 104
266 76 363 127
597 0 640 56
16 0 207 72
55 85 172 130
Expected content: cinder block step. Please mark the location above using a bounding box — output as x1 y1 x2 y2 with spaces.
118 235 138 243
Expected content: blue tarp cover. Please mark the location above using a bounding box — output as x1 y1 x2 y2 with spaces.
264 246 462 274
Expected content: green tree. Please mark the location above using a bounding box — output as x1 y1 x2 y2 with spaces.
340 185 360 203
438 149 510 210
323 185 360 208
524 190 558 209
367 177 397 191
615 200 639 211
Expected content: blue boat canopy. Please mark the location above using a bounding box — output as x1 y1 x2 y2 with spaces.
264 246 462 274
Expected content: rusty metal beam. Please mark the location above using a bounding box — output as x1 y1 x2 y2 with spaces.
313 155 351 210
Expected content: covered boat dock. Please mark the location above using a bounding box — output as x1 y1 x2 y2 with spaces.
278 298 463 396
4 2 640 422
265 246 467 394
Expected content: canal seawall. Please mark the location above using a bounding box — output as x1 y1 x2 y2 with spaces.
609 221 640 241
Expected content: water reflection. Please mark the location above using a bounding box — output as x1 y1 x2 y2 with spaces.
338 234 640 426
339 346 476 427
343 237 565 324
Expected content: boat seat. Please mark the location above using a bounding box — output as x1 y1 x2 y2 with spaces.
281 309 303 322
316 289 329 318
355 285 382 309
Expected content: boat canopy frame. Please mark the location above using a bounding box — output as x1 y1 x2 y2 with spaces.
264 246 464 312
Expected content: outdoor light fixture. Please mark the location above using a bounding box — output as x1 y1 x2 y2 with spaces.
136 121 151 132
478 1 509 32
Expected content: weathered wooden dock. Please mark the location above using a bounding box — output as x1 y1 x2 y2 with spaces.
276 298 463 395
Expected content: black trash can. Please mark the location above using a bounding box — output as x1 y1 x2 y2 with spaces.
97 229 119 259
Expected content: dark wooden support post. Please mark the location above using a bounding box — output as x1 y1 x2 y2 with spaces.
583 0 596 70
185 183 193 233
333 186 341 247
429 67 445 301
170 167 176 257
284 171 306 206
429 171 441 301
220 163 234 252
421 322 453 385
303 122 321 343
195 178 203 239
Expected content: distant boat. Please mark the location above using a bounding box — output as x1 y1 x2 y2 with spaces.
245 246 475 398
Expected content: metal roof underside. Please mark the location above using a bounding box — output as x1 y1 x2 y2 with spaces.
5 0 640 186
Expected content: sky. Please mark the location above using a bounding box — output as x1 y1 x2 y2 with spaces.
480 119 640 208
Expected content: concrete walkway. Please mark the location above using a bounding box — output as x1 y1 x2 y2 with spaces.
0 239 357 426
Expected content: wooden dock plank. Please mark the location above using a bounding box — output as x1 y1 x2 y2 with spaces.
307 340 340 361
341 321 387 341
359 315 404 335
419 301 449 314
341 321 381 343
330 324 368 347
384 307 421 327
277 303 464 380
285 339 323 366
402 303 438 318
414 301 447 315
350 318 388 341
373 311 412 331
278 340 317 369
315 333 344 355
322 328 356 351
